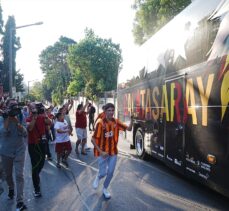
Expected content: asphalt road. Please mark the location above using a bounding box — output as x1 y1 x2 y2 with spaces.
1 112 229 211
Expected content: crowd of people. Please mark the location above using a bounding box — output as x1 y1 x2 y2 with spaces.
0 97 133 210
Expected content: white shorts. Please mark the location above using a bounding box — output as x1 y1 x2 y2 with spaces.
75 128 87 140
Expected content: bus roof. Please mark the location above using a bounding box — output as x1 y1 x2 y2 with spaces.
119 0 224 84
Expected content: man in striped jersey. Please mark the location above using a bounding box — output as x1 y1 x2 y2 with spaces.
91 103 133 199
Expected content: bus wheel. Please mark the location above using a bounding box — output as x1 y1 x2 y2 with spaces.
135 128 146 159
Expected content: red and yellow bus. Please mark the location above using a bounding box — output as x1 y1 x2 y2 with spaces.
117 0 229 197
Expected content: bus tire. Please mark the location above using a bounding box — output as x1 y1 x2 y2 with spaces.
135 127 147 160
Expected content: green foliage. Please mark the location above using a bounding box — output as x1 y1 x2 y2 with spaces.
29 81 43 101
132 0 191 45
67 68 84 95
52 90 64 105
67 28 122 100
39 36 76 102
40 79 52 102
67 81 78 96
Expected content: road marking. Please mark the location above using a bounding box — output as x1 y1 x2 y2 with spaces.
68 156 98 172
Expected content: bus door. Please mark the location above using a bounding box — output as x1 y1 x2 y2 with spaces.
165 76 185 173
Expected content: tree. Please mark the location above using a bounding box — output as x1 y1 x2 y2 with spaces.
67 28 122 100
39 36 76 103
67 68 84 96
0 4 4 87
132 0 191 45
41 79 52 102
0 5 4 35
29 81 43 102
2 16 21 93
15 69 24 92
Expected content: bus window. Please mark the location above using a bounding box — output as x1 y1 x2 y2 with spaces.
184 17 220 66
207 12 229 61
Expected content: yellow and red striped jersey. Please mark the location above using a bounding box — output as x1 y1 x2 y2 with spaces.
92 118 127 157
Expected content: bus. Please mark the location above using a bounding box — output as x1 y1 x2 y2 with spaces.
117 0 229 197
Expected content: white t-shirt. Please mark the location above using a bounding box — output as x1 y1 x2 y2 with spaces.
54 120 70 143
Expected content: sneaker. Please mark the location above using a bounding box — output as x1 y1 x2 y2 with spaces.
0 184 3 196
56 163 61 168
8 189 14 200
16 201 27 211
62 159 69 168
0 187 3 195
33 190 42 198
47 157 52 161
92 176 100 189
103 188 111 199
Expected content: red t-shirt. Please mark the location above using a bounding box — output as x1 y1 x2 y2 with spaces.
48 113 55 120
26 115 46 144
75 111 87 128
47 113 55 125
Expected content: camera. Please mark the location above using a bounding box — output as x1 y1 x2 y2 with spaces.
2 103 22 119
35 103 45 115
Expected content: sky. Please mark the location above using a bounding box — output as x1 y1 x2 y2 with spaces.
1 0 139 85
